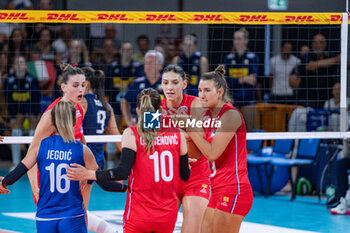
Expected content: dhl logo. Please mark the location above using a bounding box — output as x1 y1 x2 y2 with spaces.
285 16 315 22
239 15 268 22
46 13 81 21
0 13 28 20
193 14 223 21
145 14 176 21
97 14 129 21
330 15 342 22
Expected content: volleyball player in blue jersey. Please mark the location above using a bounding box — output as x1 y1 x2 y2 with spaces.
81 67 121 170
0 101 125 233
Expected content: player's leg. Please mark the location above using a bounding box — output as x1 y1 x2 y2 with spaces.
181 196 209 233
211 192 253 233
154 221 177 233
200 207 215 233
36 219 59 233
58 216 87 233
212 210 244 233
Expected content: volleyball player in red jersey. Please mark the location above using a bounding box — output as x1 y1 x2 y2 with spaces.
187 65 253 233
161 64 210 233
26 64 86 204
67 88 191 233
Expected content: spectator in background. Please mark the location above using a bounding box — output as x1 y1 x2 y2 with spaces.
3 28 29 72
323 82 349 131
269 41 300 104
105 41 142 116
0 33 8 51
174 34 209 96
31 28 55 62
5 0 33 10
52 24 73 64
224 28 259 131
166 43 178 65
38 0 52 10
154 44 167 66
297 34 340 109
0 52 10 140
104 23 121 50
4 56 40 169
53 39 90 98
132 34 150 65
121 50 163 127
92 39 118 74
91 23 121 54
105 42 142 168
299 44 310 59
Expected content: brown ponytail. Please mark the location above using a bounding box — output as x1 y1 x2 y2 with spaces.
201 64 232 103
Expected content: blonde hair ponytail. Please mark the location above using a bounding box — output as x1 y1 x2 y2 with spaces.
136 88 162 154
51 101 76 143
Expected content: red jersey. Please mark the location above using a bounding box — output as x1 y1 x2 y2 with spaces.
124 126 181 223
204 103 251 194
161 95 211 187
45 97 84 142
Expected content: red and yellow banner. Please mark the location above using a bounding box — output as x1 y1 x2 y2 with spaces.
0 11 347 24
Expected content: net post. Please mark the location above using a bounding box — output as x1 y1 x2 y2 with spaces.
340 12 348 133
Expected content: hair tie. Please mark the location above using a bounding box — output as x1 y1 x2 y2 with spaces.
72 63 78 67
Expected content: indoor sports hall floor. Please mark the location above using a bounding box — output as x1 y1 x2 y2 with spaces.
0 169 349 233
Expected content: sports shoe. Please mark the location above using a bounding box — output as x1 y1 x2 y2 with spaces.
330 197 350 215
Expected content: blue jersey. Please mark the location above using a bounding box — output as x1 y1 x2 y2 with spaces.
4 72 41 117
224 50 259 107
124 76 163 115
178 51 202 96
83 93 111 166
36 135 85 219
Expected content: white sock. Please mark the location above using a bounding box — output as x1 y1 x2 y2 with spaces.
87 211 116 233
29 129 35 136
11 129 23 165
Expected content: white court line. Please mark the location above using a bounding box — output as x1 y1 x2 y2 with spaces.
3 211 320 233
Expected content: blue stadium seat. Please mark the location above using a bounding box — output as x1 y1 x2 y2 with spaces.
248 139 294 195
265 138 321 200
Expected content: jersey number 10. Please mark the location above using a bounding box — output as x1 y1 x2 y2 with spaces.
45 163 70 194
149 151 174 182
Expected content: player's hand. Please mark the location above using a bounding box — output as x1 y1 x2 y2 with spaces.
0 177 10 194
0 136 4 142
67 164 95 181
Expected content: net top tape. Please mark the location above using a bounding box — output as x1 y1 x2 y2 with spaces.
0 10 347 24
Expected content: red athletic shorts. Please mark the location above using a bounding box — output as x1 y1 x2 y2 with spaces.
177 158 211 201
123 219 176 233
208 188 253 217
177 178 211 201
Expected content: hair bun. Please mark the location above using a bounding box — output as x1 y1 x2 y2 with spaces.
60 63 72 72
214 64 225 77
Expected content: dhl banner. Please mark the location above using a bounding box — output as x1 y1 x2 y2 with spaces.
0 11 347 24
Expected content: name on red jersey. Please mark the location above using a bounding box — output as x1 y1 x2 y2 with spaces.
140 135 179 146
